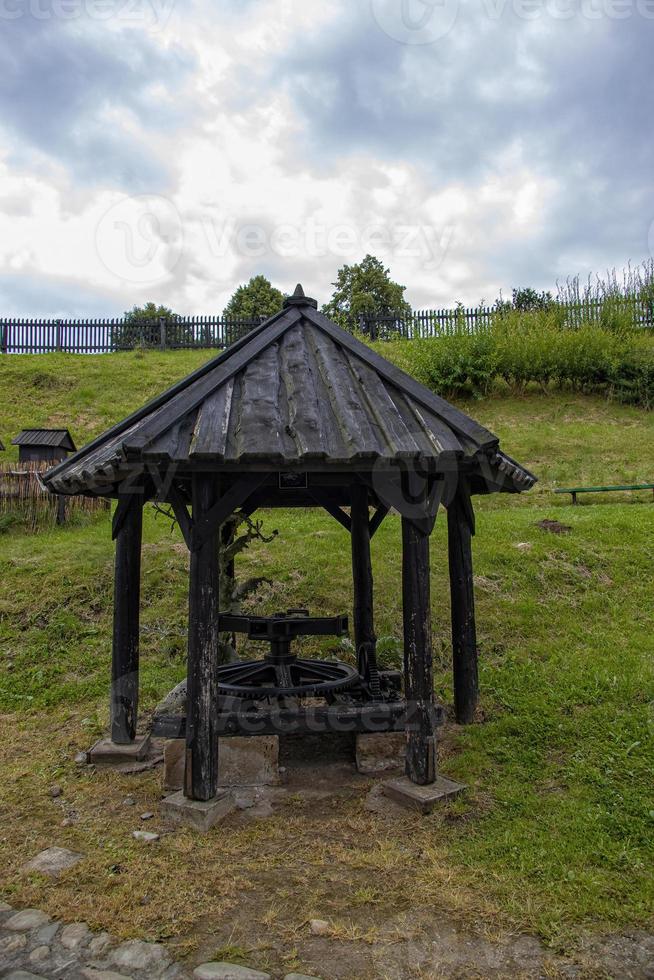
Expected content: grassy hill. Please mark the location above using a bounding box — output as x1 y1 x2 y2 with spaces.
0 350 652 969
1 349 653 490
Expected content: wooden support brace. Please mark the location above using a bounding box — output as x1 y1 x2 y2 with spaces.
308 487 352 533
191 473 268 550
167 482 194 549
369 503 390 538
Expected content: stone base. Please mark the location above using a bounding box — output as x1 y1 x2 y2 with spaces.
87 734 151 766
382 774 466 814
355 732 406 774
160 789 234 833
163 736 280 792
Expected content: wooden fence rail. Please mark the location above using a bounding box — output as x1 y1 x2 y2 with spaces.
1 299 653 354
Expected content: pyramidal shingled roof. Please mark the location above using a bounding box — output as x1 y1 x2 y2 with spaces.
43 286 536 496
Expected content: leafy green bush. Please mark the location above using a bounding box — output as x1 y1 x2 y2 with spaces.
371 312 654 407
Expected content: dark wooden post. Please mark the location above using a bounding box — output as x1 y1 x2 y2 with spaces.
110 492 144 744
185 473 221 801
447 489 478 724
56 494 66 526
401 517 436 784
350 482 375 675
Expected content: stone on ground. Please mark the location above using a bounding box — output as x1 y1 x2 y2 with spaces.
0 900 13 912
28 946 50 964
132 830 160 842
87 931 113 957
3 971 48 980
4 909 50 931
60 921 92 949
193 964 271 979
23 846 83 876
110 938 171 972
81 969 133 980
0 934 28 954
309 919 330 937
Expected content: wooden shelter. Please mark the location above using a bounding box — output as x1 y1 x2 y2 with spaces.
44 287 535 803
13 428 76 463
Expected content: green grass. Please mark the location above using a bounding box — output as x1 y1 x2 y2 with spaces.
0 349 653 960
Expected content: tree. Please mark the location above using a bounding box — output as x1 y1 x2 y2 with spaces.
322 255 411 333
223 275 284 320
115 302 183 349
512 287 554 311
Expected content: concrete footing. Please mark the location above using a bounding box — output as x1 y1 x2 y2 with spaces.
382 774 466 814
163 736 280 792
355 732 406 774
160 789 234 833
87 734 151 766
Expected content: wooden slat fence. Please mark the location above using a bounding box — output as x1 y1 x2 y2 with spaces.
0 315 263 354
359 297 654 340
0 461 109 528
1 299 653 353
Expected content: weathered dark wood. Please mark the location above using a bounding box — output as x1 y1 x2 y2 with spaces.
185 473 221 801
191 473 269 550
308 486 352 532
110 492 143 744
350 482 376 681
447 489 478 725
369 503 390 538
56 494 67 526
43 306 294 485
304 306 499 451
166 482 193 549
152 698 427 739
401 516 437 784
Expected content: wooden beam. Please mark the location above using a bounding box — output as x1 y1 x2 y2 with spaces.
185 473 221 801
166 482 193 549
110 491 144 744
369 503 390 538
308 487 352 532
44 306 297 484
447 488 478 724
402 516 437 784
191 473 269 551
111 494 134 540
350 482 376 686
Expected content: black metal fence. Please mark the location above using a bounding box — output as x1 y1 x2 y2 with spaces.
0 315 263 354
2 298 653 354
358 297 654 340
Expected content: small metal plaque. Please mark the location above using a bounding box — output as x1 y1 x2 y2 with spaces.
278 472 308 490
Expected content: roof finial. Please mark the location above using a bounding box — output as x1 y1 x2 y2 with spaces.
283 283 318 310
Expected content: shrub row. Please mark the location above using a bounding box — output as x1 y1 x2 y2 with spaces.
372 314 654 407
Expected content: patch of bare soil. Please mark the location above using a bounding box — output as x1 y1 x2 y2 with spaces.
537 519 573 535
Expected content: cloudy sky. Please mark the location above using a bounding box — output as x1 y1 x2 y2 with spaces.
0 0 651 316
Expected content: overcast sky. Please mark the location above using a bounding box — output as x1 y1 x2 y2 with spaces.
0 0 651 316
